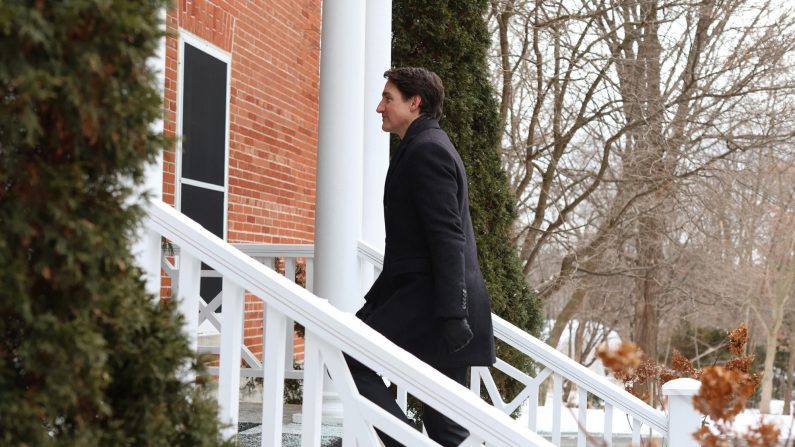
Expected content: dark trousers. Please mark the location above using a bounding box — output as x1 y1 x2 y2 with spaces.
345 355 470 447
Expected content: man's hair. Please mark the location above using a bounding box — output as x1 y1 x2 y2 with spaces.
383 67 444 120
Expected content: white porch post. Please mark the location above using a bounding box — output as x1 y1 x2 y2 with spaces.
133 7 166 299
313 0 367 425
662 378 701 447
361 0 391 253
314 0 366 313
360 0 392 297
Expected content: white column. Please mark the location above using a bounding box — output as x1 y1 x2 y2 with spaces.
312 0 368 427
359 0 392 298
361 0 391 253
314 0 367 313
662 378 701 447
133 6 166 298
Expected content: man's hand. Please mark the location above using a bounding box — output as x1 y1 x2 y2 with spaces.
442 318 473 353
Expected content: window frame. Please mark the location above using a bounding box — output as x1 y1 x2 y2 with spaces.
175 30 232 241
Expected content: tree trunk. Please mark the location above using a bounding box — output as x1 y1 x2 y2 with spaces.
760 326 780 413
785 328 795 415
633 215 662 363
548 286 587 349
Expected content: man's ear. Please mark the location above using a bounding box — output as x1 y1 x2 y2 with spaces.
411 96 421 112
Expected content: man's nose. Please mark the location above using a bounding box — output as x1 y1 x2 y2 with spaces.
376 101 385 113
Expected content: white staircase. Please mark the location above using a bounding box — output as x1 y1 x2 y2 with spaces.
144 200 699 446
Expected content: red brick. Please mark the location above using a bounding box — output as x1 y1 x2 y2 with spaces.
160 0 319 363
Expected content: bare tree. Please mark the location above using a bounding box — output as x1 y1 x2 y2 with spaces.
490 0 795 364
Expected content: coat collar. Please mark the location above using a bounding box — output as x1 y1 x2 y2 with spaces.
400 115 439 148
392 115 439 164
383 115 440 202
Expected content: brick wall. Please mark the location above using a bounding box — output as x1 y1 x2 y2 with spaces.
161 0 321 363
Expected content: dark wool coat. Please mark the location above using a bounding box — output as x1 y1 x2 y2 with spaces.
356 115 496 369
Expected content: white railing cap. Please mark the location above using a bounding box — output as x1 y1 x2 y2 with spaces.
662 378 701 396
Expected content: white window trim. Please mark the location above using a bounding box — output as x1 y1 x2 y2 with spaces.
181 177 226 192
175 30 232 241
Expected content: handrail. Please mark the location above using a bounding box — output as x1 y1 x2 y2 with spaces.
357 239 384 270
145 200 552 446
356 241 668 438
492 314 668 434
234 243 315 258
170 243 315 258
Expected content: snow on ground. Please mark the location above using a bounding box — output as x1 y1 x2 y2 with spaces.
518 400 795 443
517 402 642 435
730 403 795 442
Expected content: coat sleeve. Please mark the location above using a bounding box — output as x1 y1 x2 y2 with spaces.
408 142 468 319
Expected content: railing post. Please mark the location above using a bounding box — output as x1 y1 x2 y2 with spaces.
133 226 162 300
662 378 701 447
261 304 287 447
176 252 201 382
218 279 244 440
301 330 324 447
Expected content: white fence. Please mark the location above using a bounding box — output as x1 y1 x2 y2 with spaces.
147 200 701 446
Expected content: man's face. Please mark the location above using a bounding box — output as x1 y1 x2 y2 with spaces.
376 80 420 139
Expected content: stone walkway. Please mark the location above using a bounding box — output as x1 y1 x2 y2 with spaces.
236 402 342 447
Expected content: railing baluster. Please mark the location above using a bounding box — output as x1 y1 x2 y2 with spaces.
527 386 539 432
470 367 482 394
305 258 314 293
300 330 324 447
284 318 295 374
285 257 297 283
319 341 380 446
459 434 486 446
177 252 201 352
603 402 613 447
261 304 287 447
552 374 563 445
217 278 244 440
397 385 408 414
578 387 588 447
632 417 641 446
359 257 375 298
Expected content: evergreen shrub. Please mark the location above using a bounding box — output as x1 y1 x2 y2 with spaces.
0 2 231 445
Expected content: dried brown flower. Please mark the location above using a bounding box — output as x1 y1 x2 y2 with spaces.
672 350 696 376
659 369 678 385
744 423 781 447
693 425 725 447
597 342 643 379
694 366 755 422
723 355 754 374
728 323 748 356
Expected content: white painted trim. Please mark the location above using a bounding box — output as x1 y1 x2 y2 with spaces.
181 177 226 192
175 29 232 241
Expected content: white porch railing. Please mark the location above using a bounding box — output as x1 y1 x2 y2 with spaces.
162 244 312 380
356 240 675 447
145 200 552 446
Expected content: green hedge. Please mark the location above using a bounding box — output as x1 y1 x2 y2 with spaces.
0 2 231 445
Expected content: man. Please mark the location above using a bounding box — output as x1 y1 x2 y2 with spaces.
350 67 496 447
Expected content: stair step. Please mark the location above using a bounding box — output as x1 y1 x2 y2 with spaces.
236 423 341 447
